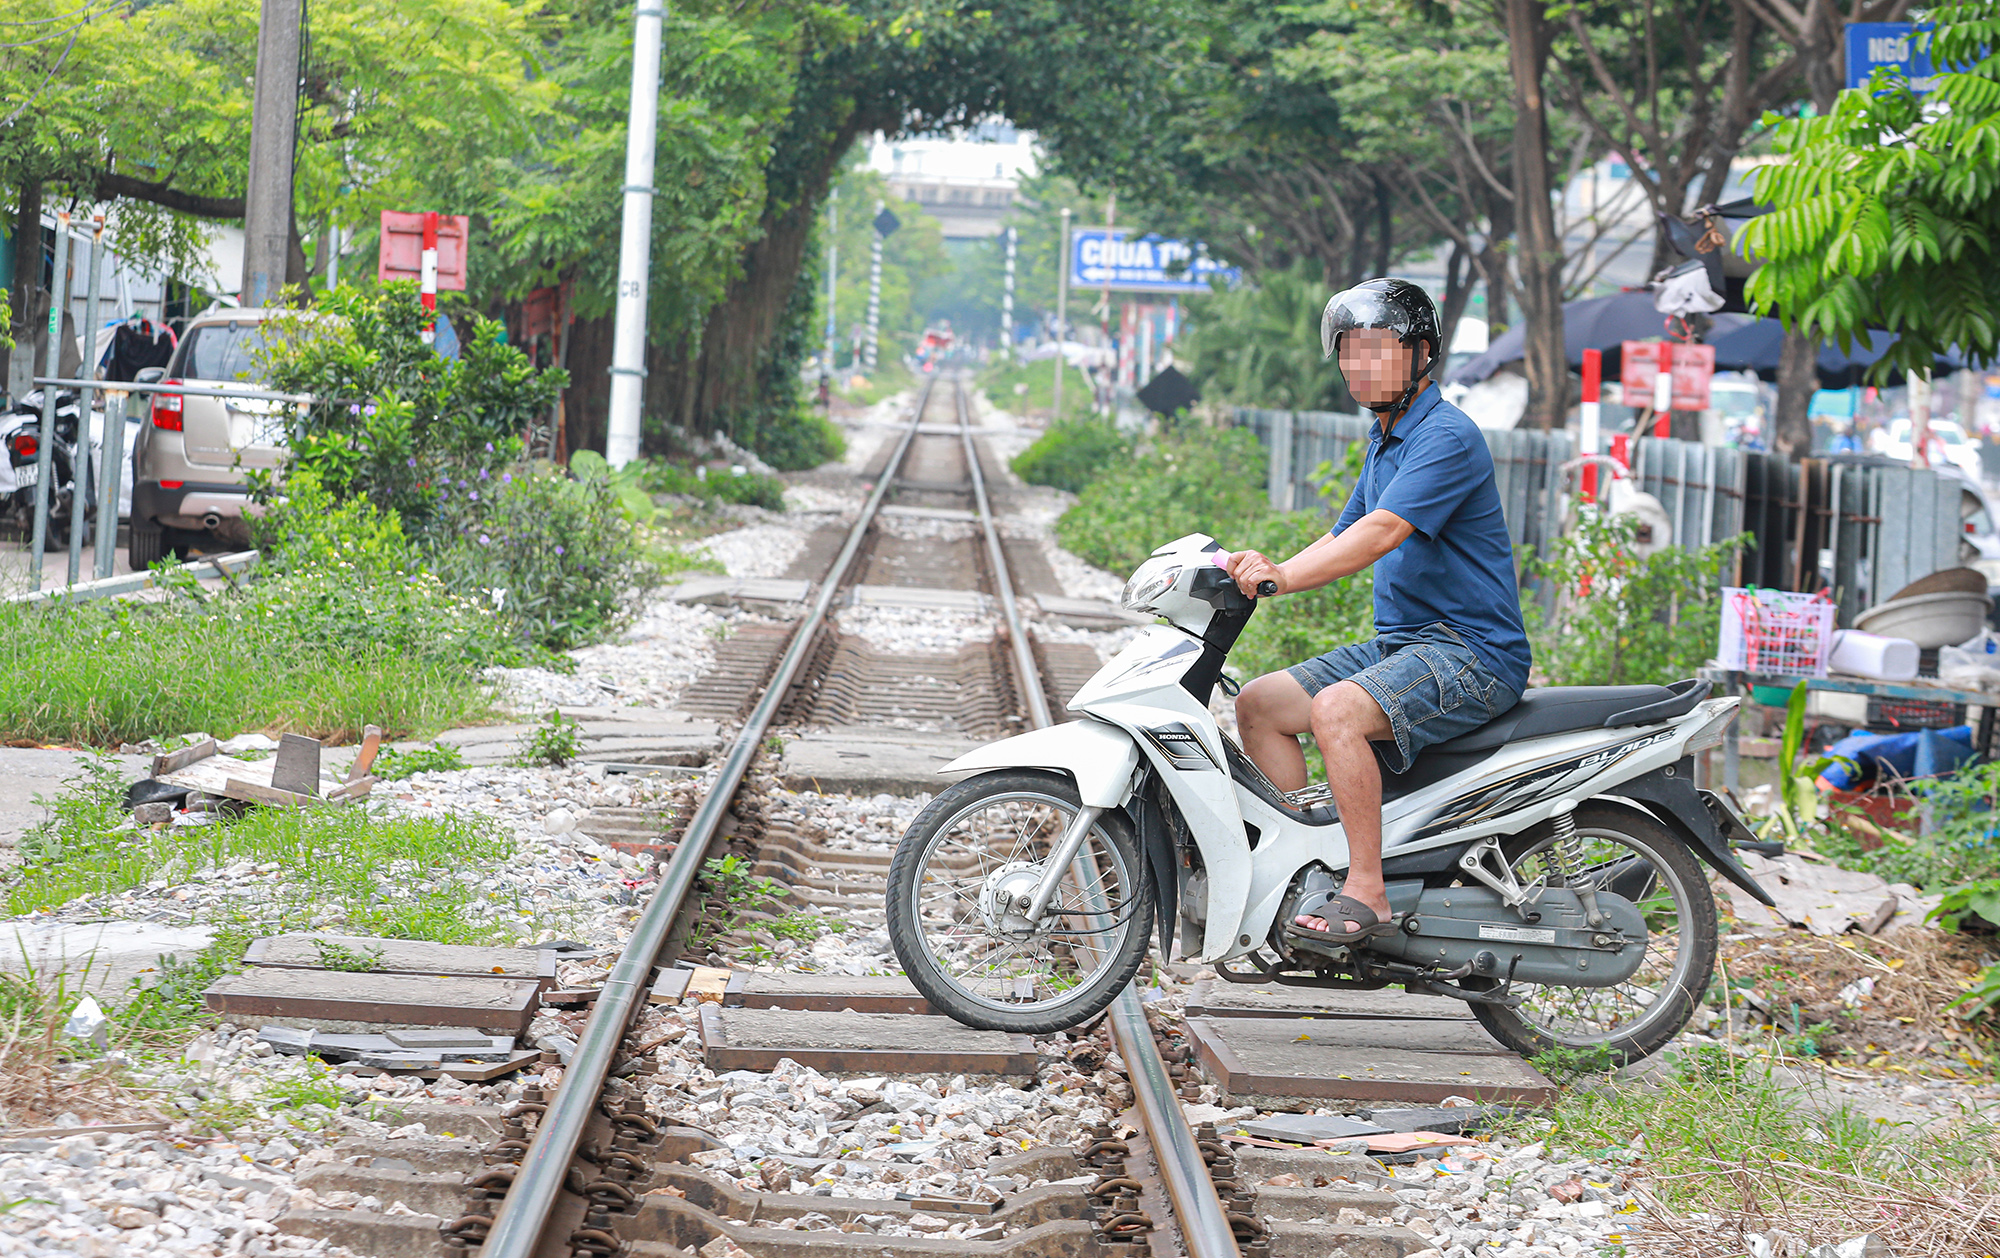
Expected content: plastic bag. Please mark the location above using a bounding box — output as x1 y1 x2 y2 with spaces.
1939 629 2000 691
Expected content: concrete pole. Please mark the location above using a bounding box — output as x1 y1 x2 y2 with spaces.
864 201 883 371
823 189 837 376
1910 371 1932 469
326 223 340 291
1000 226 1016 363
605 0 666 469
418 211 438 345
240 0 303 307
28 215 71 587
69 218 106 586
1052 208 1070 421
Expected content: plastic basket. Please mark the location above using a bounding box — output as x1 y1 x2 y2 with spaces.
1717 587 1836 677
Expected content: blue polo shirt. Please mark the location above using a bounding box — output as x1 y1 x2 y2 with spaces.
1333 384 1532 694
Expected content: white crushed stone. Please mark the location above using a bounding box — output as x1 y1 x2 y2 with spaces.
690 523 810 579
875 514 975 543
1043 538 1124 603
782 483 862 515
485 600 761 711
833 606 994 654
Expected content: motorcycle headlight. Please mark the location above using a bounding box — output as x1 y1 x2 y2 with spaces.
1120 565 1182 613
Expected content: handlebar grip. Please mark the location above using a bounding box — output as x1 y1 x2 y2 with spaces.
1256 580 1278 598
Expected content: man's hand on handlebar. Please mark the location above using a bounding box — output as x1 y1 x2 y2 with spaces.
1224 550 1285 598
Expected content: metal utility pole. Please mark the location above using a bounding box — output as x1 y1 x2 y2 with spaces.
325 224 340 291
28 215 72 587
865 200 884 371
1000 226 1016 363
240 0 304 307
604 0 666 469
822 190 838 376
1052 207 1071 420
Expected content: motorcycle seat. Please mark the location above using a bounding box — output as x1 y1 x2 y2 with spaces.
1428 679 1710 755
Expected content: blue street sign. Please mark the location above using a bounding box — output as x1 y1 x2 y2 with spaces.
1070 228 1241 293
1845 22 1939 92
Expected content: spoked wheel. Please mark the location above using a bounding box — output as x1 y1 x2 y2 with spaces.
886 769 1154 1034
1470 800 1717 1065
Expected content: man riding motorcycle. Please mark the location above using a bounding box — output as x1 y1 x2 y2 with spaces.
1224 278 1532 947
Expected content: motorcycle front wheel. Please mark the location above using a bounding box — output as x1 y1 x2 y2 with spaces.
1469 799 1719 1065
886 769 1154 1034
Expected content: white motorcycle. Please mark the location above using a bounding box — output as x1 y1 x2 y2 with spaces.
886 533 1777 1064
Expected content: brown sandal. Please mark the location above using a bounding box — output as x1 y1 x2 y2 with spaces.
1285 891 1400 944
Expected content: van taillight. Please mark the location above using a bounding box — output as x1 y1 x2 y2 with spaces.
152 385 184 431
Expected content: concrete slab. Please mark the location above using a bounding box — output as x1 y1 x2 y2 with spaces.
0 748 151 861
1031 595 1151 627
776 729 986 796
1184 980 1475 1022
204 968 543 1035
662 576 812 608
849 584 991 614
437 715 720 768
244 935 557 986
0 919 216 996
699 1005 1036 1076
1187 1015 1556 1109
878 505 978 523
735 972 932 1015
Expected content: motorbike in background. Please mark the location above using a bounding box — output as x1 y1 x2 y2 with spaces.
1 389 83 551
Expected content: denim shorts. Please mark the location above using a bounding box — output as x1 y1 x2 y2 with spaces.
1287 623 1521 773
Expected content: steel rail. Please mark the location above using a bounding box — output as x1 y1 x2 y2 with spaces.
951 380 1239 1258
477 378 936 1258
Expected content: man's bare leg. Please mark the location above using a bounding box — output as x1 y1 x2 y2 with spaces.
1298 681 1394 933
1234 671 1314 792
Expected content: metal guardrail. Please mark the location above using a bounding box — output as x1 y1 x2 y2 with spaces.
476 378 936 1258
16 376 310 593
6 550 259 605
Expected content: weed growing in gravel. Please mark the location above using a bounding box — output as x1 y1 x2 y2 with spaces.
373 743 470 779
1511 1043 2000 1254
7 764 518 945
311 940 385 972
512 710 583 767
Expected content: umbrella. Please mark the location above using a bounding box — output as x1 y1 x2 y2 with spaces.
1707 317 1971 387
1445 289 1756 385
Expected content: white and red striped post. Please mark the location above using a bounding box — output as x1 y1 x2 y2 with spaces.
419 210 439 344
1580 348 1602 504
1653 340 1673 438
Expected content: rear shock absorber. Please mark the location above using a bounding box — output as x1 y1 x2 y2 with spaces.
1548 801 1606 926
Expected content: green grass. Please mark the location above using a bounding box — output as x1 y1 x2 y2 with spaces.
1510 1043 2000 1252
373 742 470 780
0 599 491 746
977 356 1096 424
9 757 525 944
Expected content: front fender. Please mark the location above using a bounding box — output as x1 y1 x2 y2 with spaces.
939 718 1141 808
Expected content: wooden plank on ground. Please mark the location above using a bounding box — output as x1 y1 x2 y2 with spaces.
204 969 542 1035
153 739 219 777
1187 1016 1555 1109
699 1005 1035 1076
736 972 934 1016
242 935 558 986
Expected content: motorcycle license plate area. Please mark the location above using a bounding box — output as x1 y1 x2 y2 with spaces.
11 462 36 489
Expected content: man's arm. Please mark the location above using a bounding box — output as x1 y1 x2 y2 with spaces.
1225 509 1414 596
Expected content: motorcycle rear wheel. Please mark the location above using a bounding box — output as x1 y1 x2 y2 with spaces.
1469 800 1717 1066
886 769 1153 1035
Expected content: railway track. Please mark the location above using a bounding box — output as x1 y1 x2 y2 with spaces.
289 379 1263 1258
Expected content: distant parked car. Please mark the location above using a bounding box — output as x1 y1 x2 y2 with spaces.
127 308 288 567
1878 417 1984 481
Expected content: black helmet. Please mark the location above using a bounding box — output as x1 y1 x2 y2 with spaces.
1320 278 1442 414
1320 277 1442 362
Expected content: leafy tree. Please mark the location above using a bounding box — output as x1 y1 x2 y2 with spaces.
1741 1 2000 379
1181 262 1345 411
816 156 951 370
